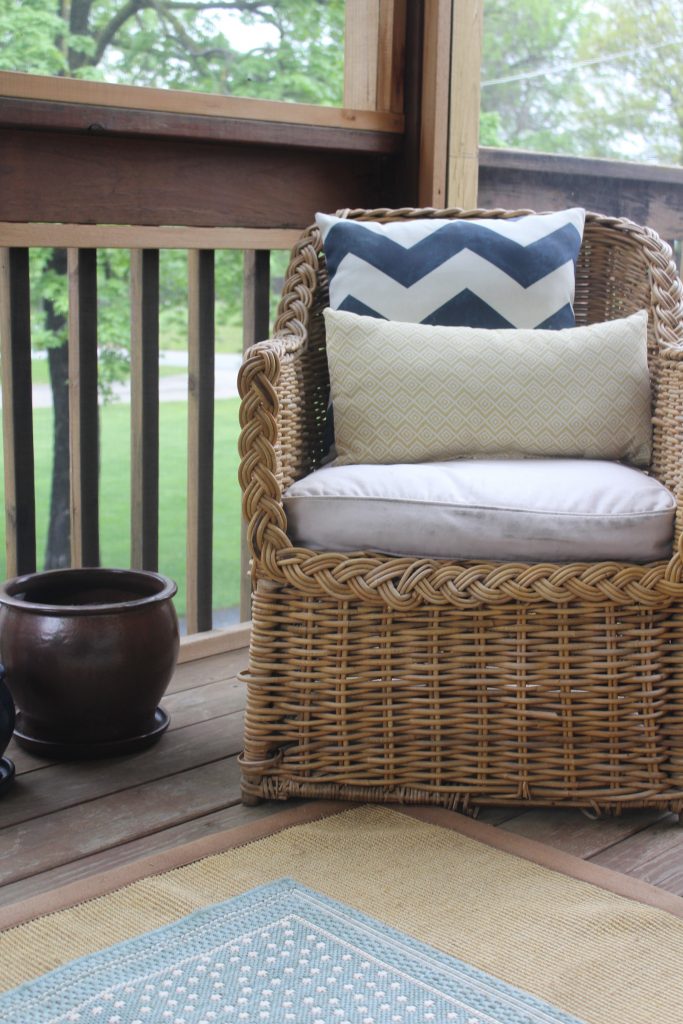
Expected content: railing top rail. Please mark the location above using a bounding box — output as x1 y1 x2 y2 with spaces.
479 145 683 187
0 225 302 250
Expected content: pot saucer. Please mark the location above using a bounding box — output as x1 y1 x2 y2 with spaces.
0 756 15 793
13 707 169 759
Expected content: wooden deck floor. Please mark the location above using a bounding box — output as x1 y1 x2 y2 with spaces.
2 644 683 911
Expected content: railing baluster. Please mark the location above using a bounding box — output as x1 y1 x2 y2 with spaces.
186 249 215 634
130 249 160 570
0 247 36 576
67 247 100 567
241 249 271 622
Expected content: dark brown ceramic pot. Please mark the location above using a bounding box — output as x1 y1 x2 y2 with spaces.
0 568 179 759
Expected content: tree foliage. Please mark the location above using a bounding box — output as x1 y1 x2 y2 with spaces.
0 0 70 75
480 0 683 165
481 0 587 153
0 0 344 100
574 0 683 164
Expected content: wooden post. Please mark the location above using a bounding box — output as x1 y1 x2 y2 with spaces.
0 247 36 577
68 247 100 568
130 248 160 571
419 0 453 207
186 249 215 635
447 0 483 209
344 0 406 113
344 0 380 111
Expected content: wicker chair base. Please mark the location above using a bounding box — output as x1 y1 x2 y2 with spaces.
240 584 683 815
239 777 683 818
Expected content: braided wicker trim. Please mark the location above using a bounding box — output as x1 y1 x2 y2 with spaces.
238 207 683 608
262 550 683 609
241 774 683 815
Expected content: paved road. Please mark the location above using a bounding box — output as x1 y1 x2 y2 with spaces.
27 352 243 408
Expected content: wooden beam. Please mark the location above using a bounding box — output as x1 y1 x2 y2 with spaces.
447 0 483 208
242 251 271 348
0 224 301 251
344 0 406 114
419 0 452 207
478 147 683 238
377 0 407 114
0 248 36 577
0 98 403 154
0 70 403 133
67 248 100 568
0 130 388 227
344 0 381 111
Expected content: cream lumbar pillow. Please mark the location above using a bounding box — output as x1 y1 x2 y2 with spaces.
323 308 652 466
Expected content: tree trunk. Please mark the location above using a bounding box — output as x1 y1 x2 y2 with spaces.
43 250 71 569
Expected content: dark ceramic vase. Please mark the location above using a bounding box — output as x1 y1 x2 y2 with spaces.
0 568 179 759
0 664 16 792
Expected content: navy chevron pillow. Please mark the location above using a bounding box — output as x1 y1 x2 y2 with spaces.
316 209 585 330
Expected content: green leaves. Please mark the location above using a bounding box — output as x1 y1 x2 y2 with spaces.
0 0 345 103
481 0 683 164
0 0 68 74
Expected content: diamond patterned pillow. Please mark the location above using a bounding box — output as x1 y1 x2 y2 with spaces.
317 209 585 329
324 308 652 466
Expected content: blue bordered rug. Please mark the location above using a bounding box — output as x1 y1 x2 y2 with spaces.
0 877 585 1024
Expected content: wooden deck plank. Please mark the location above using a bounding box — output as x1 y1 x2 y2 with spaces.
0 801 288 909
4 744 52 777
590 816 683 892
604 844 683 896
2 645 683 912
162 678 245 730
497 807 668 859
0 758 243 889
474 807 524 826
165 648 247 695
8 657 247 775
0 713 244 831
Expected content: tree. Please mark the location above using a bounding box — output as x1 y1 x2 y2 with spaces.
573 0 683 164
480 0 590 154
480 0 683 165
0 0 344 568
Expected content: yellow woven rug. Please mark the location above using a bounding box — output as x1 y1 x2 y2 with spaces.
2 803 683 1024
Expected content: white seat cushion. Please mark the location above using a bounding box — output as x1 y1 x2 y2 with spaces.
283 459 675 563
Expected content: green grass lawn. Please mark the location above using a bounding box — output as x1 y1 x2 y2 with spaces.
15 398 243 619
158 318 244 353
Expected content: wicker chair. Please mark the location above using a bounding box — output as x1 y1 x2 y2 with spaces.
238 206 683 816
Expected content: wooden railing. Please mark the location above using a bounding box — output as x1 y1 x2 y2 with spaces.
0 226 298 635
1 9 683 641
3 144 683 639
0 44 414 642
479 147 683 262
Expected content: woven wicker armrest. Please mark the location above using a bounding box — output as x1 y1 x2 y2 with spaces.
238 328 330 566
652 347 683 560
238 338 292 565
